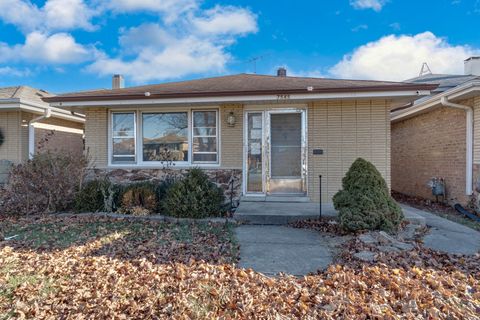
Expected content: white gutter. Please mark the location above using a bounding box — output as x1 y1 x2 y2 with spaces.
0 98 85 123
28 107 52 159
440 96 473 195
392 80 480 121
50 90 431 108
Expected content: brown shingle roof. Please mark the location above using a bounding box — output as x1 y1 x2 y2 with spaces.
0 86 53 106
44 73 437 103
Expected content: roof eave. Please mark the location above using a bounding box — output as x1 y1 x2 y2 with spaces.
0 98 85 123
44 84 437 104
391 81 480 123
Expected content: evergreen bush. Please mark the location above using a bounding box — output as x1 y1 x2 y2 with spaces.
332 158 403 232
74 178 120 213
162 168 225 218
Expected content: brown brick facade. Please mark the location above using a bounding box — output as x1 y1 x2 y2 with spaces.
391 106 468 204
34 116 84 156
84 100 392 203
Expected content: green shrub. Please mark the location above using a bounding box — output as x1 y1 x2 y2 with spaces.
332 158 403 232
162 168 225 218
119 182 159 215
74 178 120 213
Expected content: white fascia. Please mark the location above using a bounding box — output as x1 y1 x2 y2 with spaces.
50 90 432 108
0 98 85 123
391 81 480 122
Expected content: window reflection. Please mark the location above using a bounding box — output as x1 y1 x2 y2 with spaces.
142 113 188 162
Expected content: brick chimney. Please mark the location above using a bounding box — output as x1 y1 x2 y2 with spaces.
464 57 480 76
112 74 125 89
277 67 287 77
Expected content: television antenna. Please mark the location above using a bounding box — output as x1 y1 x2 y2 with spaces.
247 55 269 74
419 62 432 76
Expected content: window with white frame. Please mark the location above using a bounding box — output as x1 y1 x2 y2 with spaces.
111 112 136 163
192 110 218 163
110 109 219 165
142 112 189 162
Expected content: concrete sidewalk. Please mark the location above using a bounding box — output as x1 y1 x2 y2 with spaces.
235 225 348 276
401 205 480 255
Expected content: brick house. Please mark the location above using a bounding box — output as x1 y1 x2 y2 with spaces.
44 71 434 204
391 57 480 206
0 86 85 182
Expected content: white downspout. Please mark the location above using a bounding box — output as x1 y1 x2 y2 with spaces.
440 97 473 195
28 107 52 159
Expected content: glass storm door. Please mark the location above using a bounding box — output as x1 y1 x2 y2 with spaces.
267 111 305 195
245 112 264 193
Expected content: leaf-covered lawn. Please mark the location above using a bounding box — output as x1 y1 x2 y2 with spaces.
1 216 479 319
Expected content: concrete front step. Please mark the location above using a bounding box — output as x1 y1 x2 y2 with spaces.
234 201 426 226
234 202 336 225
241 195 311 203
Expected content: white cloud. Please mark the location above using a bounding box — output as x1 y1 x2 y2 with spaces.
0 66 31 77
88 5 258 82
350 0 387 12
43 0 96 31
351 24 368 32
191 5 258 36
106 0 198 23
0 0 42 32
389 22 401 30
0 32 95 64
89 37 228 82
0 0 257 81
329 32 480 81
0 0 96 33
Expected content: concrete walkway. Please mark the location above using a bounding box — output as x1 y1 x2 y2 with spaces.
401 205 480 255
235 225 347 276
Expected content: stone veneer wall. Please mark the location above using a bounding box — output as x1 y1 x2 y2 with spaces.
89 168 243 204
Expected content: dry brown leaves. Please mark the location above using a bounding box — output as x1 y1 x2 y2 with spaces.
1 216 479 319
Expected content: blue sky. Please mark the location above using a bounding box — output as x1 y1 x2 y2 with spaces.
0 0 479 93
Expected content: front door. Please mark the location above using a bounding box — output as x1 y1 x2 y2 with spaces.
243 109 306 196
267 111 306 195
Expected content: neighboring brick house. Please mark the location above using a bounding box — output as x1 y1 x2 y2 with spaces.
44 71 434 204
391 57 480 206
0 86 85 182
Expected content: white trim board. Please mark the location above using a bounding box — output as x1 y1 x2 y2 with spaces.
392 81 480 122
51 90 431 108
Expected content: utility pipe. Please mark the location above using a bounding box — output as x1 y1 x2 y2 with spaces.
440 97 473 195
28 107 51 159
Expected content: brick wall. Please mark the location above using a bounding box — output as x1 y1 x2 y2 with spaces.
18 112 84 158
0 111 23 163
308 99 391 203
84 108 108 167
84 100 392 203
391 106 468 204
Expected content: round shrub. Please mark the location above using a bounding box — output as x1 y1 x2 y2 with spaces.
332 158 403 232
74 178 120 213
162 168 225 218
119 182 159 215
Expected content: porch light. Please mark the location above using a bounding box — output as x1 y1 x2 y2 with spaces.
226 111 236 127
